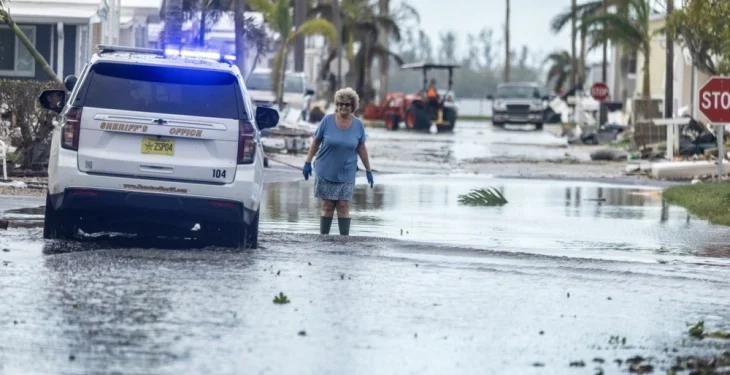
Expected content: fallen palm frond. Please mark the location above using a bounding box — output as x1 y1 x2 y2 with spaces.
458 187 508 206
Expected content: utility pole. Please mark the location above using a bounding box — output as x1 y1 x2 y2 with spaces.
664 0 674 118
332 0 342 89
378 0 389 98
600 0 608 126
601 0 607 83
294 0 306 72
504 0 510 82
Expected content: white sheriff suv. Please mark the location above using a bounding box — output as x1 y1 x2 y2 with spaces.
37 45 279 249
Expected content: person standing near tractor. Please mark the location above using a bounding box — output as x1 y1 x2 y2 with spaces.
426 79 440 120
302 87 374 236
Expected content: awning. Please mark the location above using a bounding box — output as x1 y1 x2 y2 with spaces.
5 2 99 24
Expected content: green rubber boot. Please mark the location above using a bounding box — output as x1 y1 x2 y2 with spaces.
320 216 333 235
338 218 351 236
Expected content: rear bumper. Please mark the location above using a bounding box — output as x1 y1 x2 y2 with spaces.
51 188 256 230
48 146 264 213
492 111 543 123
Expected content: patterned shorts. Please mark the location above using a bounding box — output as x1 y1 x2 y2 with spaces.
314 175 355 201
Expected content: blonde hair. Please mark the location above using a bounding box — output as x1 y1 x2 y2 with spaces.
334 87 360 111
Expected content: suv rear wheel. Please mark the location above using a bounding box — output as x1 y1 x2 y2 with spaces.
245 210 260 249
43 193 78 240
207 210 259 249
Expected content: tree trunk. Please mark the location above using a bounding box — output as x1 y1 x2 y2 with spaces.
234 0 246 75
570 0 577 88
0 10 62 86
164 0 184 47
378 0 390 98
279 57 288 110
664 0 674 118
273 45 289 110
579 27 586 86
642 46 651 99
504 0 510 82
198 9 207 46
642 45 652 119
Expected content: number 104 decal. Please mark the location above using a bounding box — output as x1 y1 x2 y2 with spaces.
212 169 227 178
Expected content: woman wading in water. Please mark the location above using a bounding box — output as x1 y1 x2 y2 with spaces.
302 87 374 235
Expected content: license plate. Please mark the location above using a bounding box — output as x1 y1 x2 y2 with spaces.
141 137 175 156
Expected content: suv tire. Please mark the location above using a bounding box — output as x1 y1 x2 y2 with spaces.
245 210 260 249
43 193 77 240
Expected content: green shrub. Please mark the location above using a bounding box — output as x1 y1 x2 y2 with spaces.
0 79 59 169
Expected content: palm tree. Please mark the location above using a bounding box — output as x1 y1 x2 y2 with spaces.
550 0 629 86
163 0 185 47
544 50 574 94
308 0 406 104
249 0 337 109
0 5 62 85
581 0 653 99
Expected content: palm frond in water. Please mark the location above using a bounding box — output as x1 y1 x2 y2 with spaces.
458 187 508 206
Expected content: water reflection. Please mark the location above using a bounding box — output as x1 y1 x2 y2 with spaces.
260 175 730 258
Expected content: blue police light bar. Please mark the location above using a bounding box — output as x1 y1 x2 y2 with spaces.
163 45 236 61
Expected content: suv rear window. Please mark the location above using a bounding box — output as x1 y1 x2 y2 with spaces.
83 62 241 119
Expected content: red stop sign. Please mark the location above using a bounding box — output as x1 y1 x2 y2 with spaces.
590 82 610 101
698 76 730 123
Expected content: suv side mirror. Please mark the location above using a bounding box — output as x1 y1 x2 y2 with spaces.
64 75 78 91
486 94 494 100
38 89 66 114
305 88 315 96
255 106 279 129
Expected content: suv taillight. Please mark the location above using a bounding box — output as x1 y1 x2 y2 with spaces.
61 107 82 151
237 120 255 164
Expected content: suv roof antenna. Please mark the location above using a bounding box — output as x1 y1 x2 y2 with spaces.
97 45 165 56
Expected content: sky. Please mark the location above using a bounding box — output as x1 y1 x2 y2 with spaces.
396 0 599 66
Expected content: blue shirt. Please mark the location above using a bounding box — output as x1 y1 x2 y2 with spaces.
313 113 366 183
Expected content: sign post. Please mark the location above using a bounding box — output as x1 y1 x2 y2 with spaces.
697 76 730 182
718 125 725 182
591 82 610 128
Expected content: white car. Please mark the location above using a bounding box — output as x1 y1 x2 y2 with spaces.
37 45 280 248
245 69 315 119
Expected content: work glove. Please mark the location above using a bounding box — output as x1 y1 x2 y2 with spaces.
366 171 374 188
303 162 312 180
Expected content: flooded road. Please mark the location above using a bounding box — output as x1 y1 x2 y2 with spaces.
1 174 729 375
364 122 591 170
262 174 730 262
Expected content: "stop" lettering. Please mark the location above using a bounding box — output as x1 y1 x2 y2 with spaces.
701 91 730 110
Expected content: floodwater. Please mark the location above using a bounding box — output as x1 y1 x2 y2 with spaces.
1 175 730 375
365 122 593 173
262 174 730 262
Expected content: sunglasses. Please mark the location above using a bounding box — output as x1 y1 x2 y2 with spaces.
336 102 353 108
